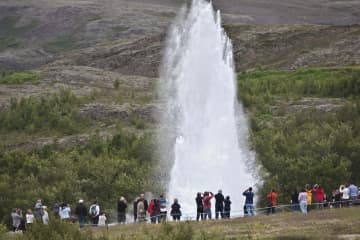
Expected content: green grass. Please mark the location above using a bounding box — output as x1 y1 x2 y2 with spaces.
0 71 39 84
87 207 360 240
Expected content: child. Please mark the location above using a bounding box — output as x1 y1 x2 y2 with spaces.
98 212 107 226
26 209 34 225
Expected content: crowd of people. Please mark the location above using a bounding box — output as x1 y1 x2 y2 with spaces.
10 182 360 232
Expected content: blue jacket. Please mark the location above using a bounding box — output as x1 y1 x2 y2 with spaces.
243 191 254 204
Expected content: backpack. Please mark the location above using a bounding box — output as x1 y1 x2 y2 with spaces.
90 205 97 216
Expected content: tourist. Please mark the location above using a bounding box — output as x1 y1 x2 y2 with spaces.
26 209 35 226
139 193 148 218
75 199 87 228
137 198 146 222
11 208 23 232
313 184 325 209
159 194 168 222
215 189 225 219
266 189 277 215
98 212 107 226
298 189 308 214
34 199 43 221
243 187 254 216
53 202 60 218
60 203 71 221
133 197 139 222
89 201 100 226
170 198 181 221
196 192 204 221
305 184 312 211
203 191 214 220
348 183 358 206
291 190 299 211
42 206 49 225
340 184 350 207
117 196 127 224
148 198 160 224
224 196 232 218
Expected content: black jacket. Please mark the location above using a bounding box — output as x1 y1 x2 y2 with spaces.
117 201 127 213
75 203 87 217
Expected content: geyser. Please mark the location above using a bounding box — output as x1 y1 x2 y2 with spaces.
159 0 256 217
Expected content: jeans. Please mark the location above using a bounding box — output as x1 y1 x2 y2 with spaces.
245 204 254 216
203 208 212 220
78 215 86 228
300 201 307 214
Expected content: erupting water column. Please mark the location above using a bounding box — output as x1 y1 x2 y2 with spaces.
159 0 256 217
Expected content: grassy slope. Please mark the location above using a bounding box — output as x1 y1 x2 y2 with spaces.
93 207 360 240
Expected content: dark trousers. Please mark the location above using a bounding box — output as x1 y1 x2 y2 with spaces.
196 208 204 221
223 208 230 218
91 215 99 226
215 205 224 219
118 213 126 223
267 205 276 215
78 215 86 228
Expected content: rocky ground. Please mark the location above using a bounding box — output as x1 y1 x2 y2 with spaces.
1 0 360 149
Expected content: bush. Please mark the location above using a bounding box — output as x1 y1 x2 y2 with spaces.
0 71 38 84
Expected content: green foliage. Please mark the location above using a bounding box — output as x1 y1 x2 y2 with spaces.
237 68 360 205
0 130 157 228
0 89 84 134
0 71 39 84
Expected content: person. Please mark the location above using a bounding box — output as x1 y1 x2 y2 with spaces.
340 184 350 207
195 192 204 221
243 187 254 216
60 203 71 221
159 194 168 222
53 202 60 218
203 191 214 220
133 197 139 222
291 190 299 211
75 199 87 228
333 189 342 208
11 208 23 232
224 196 232 218
98 212 107 226
26 209 35 225
148 198 160 224
215 189 225 219
117 197 127 224
34 199 43 221
42 206 50 225
89 201 100 226
348 183 358 206
313 184 324 209
137 198 146 222
298 189 308 214
305 184 312 211
170 198 181 221
138 194 148 220
266 189 277 215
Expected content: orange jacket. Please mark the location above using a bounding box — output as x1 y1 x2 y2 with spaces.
267 192 277 206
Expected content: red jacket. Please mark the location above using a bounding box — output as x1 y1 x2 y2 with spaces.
203 193 214 209
267 192 277 206
313 187 324 202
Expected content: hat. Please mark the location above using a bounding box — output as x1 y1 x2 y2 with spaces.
79 199 84 203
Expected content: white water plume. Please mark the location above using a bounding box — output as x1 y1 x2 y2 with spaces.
159 0 257 217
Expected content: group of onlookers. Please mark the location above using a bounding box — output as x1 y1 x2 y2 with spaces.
195 190 232 220
10 183 359 231
11 199 50 232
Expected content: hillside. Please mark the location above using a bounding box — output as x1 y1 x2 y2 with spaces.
1 0 360 235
